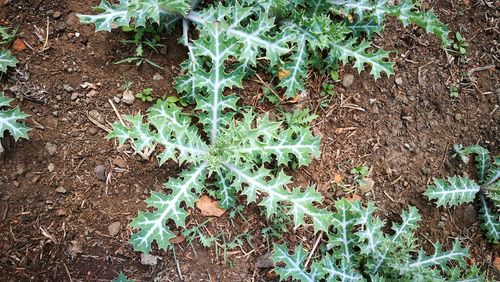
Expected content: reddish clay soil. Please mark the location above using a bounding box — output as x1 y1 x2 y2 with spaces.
0 0 499 281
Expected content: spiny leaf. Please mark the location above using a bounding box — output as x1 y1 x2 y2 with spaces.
454 144 491 183
0 92 30 141
77 0 130 32
479 194 500 243
112 272 134 282
424 176 480 207
272 244 326 282
278 34 308 98
403 241 468 271
129 0 190 26
129 164 207 253
0 48 17 73
330 38 394 80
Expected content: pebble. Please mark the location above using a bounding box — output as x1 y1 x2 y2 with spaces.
122 90 135 105
63 84 74 92
48 163 55 172
56 187 67 194
141 253 159 266
70 93 79 100
89 110 104 123
113 96 120 103
94 165 107 181
153 73 163 80
53 11 61 19
255 254 274 268
45 142 57 156
16 163 26 175
454 113 462 121
108 221 121 236
56 95 62 101
342 74 354 88
395 77 403 85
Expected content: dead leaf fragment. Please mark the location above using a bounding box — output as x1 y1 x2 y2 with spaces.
333 174 343 184
346 194 362 202
169 235 185 244
13 38 26 51
494 257 500 271
278 69 290 80
196 195 225 217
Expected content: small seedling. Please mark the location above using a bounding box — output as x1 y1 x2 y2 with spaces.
452 32 469 56
449 85 459 98
320 82 335 97
135 88 154 102
350 165 369 187
116 24 165 69
0 26 18 45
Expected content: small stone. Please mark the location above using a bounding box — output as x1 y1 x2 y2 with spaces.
94 165 107 181
56 95 62 101
463 205 476 226
52 111 59 117
255 254 274 268
113 96 120 103
342 74 354 88
70 93 79 101
56 208 67 216
141 253 159 266
112 157 126 168
16 163 26 175
454 113 462 121
56 187 67 194
87 127 97 135
88 110 104 123
45 142 57 156
63 84 74 92
153 73 163 80
108 221 121 236
395 77 403 85
122 90 135 105
48 163 55 172
359 178 375 193
53 11 61 19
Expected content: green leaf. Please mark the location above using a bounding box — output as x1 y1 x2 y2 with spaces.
330 38 394 80
424 176 480 207
0 92 30 141
111 272 134 282
129 164 207 253
0 48 17 73
272 244 326 282
454 144 490 183
402 241 468 271
129 0 190 27
278 34 308 98
479 194 500 243
78 0 130 32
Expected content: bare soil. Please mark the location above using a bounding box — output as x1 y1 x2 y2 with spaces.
0 0 499 281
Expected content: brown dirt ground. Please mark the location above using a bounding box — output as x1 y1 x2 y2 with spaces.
0 0 499 281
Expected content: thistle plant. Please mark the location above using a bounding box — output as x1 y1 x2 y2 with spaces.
272 199 483 281
106 11 328 252
79 0 450 100
0 92 30 153
425 144 499 243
